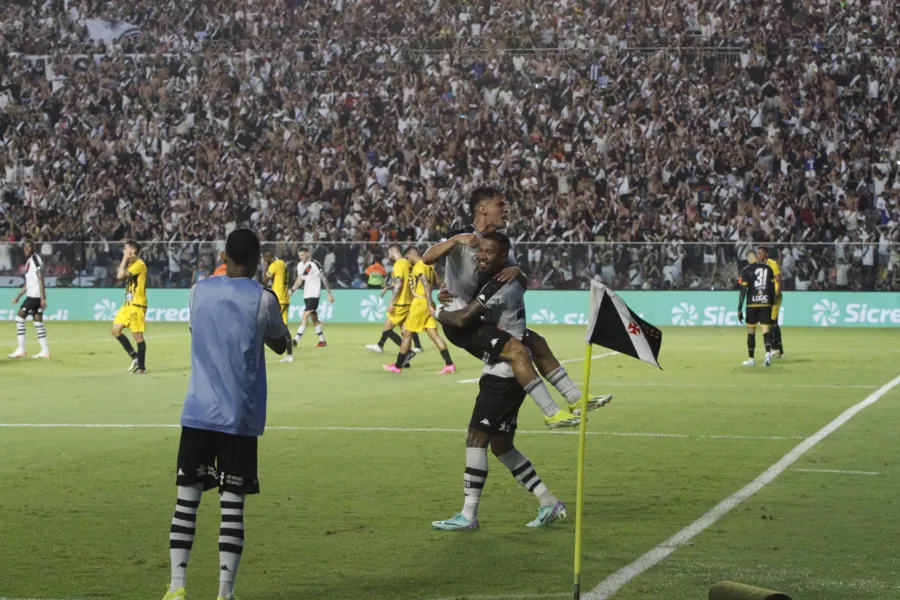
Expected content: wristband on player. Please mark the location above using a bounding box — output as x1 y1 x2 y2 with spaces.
476 279 505 307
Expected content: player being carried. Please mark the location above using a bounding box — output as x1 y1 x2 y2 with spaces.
112 240 149 374
8 240 50 359
431 232 568 530
289 247 335 349
365 244 423 361
756 246 784 358
423 186 611 428
737 250 777 367
262 250 293 363
383 247 456 374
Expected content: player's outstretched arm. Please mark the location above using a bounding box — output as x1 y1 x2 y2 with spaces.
422 233 477 265
435 298 486 329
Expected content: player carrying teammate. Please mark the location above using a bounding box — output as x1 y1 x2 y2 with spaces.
8 240 50 359
112 240 148 374
162 228 289 600
423 186 611 425
431 232 567 530
365 244 423 359
756 246 784 358
262 250 293 363
289 247 335 348
737 250 777 367
383 247 456 374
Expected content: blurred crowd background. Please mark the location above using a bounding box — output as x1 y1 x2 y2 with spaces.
0 0 898 291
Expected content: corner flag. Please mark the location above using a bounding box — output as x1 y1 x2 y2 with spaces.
585 281 662 369
572 281 663 600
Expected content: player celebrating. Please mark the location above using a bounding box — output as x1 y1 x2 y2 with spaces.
162 228 289 600
365 244 422 358
112 240 149 374
431 232 567 530
8 240 50 359
262 250 293 363
737 250 777 367
289 247 335 348
383 247 456 374
756 246 784 358
423 186 611 424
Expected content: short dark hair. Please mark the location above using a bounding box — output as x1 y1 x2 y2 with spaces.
469 186 503 216
482 231 511 259
757 245 769 254
226 228 261 268
298 247 310 254
23 239 34 249
125 239 141 254
387 243 402 253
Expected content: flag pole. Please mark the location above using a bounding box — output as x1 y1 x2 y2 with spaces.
573 342 593 600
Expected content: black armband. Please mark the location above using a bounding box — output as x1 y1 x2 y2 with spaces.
476 279 505 307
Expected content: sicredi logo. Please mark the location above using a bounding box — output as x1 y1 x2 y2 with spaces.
530 309 558 324
812 299 839 327
844 303 900 325
671 302 698 326
360 295 387 322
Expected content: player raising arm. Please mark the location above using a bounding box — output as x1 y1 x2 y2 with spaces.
289 247 335 348
8 240 50 359
261 250 293 363
162 228 288 600
737 250 777 368
112 240 148 374
432 232 567 531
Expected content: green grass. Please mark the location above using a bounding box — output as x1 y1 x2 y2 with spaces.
1 323 898 600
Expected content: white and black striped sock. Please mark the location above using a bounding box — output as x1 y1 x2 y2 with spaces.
34 321 48 354
315 325 325 343
169 484 202 592
15 316 25 351
497 448 559 507
546 366 581 404
462 447 488 521
218 492 245 600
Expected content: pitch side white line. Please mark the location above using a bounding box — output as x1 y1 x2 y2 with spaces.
457 352 619 384
585 373 900 600
428 593 567 600
795 468 880 476
0 423 803 441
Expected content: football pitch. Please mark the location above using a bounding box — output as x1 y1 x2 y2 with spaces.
1 323 899 600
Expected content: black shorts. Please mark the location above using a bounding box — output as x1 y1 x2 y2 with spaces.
745 306 773 326
175 426 260 495
443 321 512 364
19 297 42 317
304 297 320 312
469 375 526 435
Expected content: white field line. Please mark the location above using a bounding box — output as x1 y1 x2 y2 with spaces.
457 352 619 384
585 373 900 600
428 594 568 600
795 468 880 476
0 423 804 441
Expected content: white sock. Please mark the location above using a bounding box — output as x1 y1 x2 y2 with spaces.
524 377 560 417
295 324 306 340
169 483 203 592
218 492 245 600
462 447 488 521
15 316 25 351
315 324 325 342
546 366 581 404
496 448 559 507
34 322 48 354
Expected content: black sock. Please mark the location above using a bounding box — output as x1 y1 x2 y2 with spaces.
440 348 453 365
387 330 403 346
412 333 422 350
772 325 783 352
378 331 390 347
137 341 146 369
395 352 407 367
287 341 293 355
763 331 773 354
117 334 137 358
747 333 755 359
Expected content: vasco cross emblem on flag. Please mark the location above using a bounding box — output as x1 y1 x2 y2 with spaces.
627 321 641 336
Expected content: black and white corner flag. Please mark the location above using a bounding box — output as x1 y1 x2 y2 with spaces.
585 281 662 369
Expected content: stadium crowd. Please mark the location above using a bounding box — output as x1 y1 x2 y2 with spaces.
0 0 899 291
